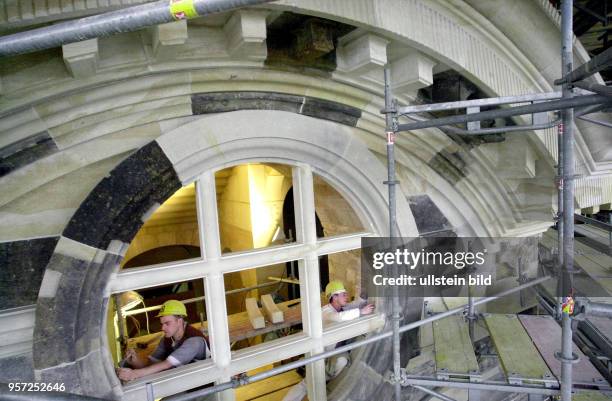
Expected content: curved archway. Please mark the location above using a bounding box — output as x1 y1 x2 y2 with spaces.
33 110 418 399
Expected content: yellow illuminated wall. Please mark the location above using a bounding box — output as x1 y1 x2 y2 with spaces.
218 164 292 312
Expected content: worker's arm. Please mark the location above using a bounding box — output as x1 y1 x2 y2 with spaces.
117 360 173 381
124 348 149 369
322 305 360 322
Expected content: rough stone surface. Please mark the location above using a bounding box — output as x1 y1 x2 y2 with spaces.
63 141 181 249
0 353 34 382
0 131 58 177
34 253 93 368
408 195 452 235
191 91 361 127
427 148 468 185
74 252 120 360
0 236 59 309
76 348 119 399
37 362 81 394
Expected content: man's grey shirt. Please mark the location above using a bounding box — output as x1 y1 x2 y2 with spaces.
149 336 209 367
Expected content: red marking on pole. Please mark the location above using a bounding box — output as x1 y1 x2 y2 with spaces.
558 123 564 135
387 132 395 144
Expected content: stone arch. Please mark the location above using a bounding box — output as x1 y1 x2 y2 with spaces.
32 109 418 398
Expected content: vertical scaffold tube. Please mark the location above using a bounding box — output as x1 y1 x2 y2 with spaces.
384 66 402 401
560 1 575 400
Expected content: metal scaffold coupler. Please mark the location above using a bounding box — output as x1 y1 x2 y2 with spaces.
231 373 249 387
388 368 411 386
554 350 580 364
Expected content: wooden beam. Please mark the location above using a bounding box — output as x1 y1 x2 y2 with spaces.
261 294 284 324
246 298 265 329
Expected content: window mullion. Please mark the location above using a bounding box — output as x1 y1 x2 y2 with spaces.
293 164 327 401
196 171 222 262
292 164 317 245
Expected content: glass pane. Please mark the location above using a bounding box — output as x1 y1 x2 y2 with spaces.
313 174 365 238
223 261 303 352
216 163 295 254
121 183 200 268
107 278 208 377
320 249 372 324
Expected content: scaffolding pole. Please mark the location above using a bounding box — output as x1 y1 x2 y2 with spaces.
559 2 577 401
384 66 403 401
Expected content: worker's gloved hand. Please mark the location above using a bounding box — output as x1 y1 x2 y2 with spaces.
360 304 375 315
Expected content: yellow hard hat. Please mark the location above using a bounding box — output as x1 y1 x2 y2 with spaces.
156 300 187 317
325 280 347 299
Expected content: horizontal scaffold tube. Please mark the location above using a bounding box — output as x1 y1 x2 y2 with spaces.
396 94 612 132
163 276 552 401
0 0 275 57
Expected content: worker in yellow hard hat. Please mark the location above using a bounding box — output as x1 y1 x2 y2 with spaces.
322 280 374 323
116 300 210 382
282 280 374 401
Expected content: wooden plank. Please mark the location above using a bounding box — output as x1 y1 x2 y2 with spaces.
572 390 612 401
541 232 612 294
261 294 284 324
484 314 554 383
433 314 479 375
518 315 607 386
235 370 302 401
246 298 265 329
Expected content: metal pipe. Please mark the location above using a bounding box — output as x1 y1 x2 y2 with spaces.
554 46 612 85
573 81 612 97
0 0 276 57
441 119 561 135
397 91 562 115
583 301 612 319
384 65 403 401
577 115 612 128
405 112 562 135
164 381 235 401
467 285 475 341
396 94 611 132
560 2 575 400
161 276 551 401
402 377 559 396
146 383 155 401
411 385 458 401
574 213 612 231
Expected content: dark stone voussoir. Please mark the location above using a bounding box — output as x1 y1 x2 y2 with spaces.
0 131 59 177
192 92 303 115
33 253 96 368
0 236 59 309
300 97 361 127
191 91 361 127
427 148 468 185
62 141 181 249
408 195 452 235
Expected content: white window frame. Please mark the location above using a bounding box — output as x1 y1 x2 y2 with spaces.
114 164 383 401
